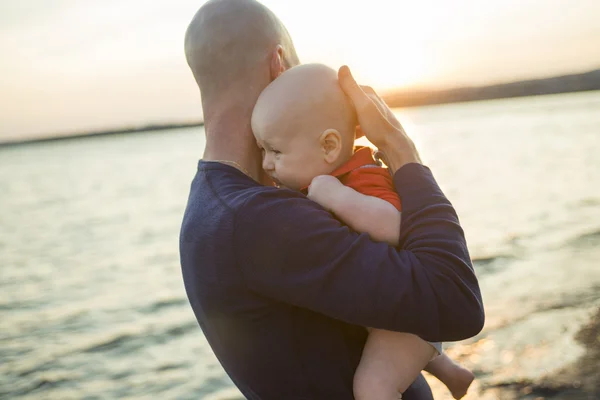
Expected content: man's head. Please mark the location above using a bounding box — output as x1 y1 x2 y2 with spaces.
185 0 300 116
251 63 357 190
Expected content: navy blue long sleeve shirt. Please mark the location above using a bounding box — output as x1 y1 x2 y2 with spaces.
180 161 484 399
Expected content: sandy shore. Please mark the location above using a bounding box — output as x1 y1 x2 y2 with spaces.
425 306 600 399
489 306 599 399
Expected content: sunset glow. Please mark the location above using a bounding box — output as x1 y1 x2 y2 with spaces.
0 0 599 140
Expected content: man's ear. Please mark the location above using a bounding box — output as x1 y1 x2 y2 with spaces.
320 129 342 164
270 45 286 80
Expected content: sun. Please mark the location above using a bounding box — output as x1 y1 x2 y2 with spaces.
278 1 440 92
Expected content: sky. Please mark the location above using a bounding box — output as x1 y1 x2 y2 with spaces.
1 0 599 141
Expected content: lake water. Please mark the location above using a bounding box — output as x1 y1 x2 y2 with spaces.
1 91 599 399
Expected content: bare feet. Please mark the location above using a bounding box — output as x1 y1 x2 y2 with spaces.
424 354 474 399
445 364 474 399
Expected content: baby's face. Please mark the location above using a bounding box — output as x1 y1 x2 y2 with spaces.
251 64 356 190
254 124 333 191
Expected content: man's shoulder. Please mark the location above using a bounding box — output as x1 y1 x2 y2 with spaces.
235 184 316 224
182 165 272 244
182 163 326 255
189 162 313 219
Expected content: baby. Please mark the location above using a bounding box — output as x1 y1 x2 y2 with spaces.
251 63 474 400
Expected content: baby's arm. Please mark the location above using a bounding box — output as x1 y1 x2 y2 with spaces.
307 175 401 246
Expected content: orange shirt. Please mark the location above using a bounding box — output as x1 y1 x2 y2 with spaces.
330 146 401 211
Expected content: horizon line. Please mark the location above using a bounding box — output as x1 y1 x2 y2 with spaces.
2 67 599 147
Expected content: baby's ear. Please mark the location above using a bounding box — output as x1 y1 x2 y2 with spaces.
320 129 342 164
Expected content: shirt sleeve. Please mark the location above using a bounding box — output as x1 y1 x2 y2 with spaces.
234 163 484 342
342 167 402 211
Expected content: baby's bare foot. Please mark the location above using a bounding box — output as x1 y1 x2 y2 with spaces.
446 366 474 399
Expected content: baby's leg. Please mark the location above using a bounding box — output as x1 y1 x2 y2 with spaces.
354 329 436 400
425 354 474 399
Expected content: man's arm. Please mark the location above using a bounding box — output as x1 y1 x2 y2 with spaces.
306 174 401 246
234 163 484 342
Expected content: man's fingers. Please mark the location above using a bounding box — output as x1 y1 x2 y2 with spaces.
359 85 387 111
360 85 376 95
358 84 392 122
339 66 368 107
339 66 382 121
363 89 404 131
339 66 418 159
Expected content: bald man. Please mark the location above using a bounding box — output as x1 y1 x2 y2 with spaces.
180 1 484 399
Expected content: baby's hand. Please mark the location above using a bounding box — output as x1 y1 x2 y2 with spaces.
307 175 345 211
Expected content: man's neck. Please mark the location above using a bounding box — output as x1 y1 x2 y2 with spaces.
202 112 264 184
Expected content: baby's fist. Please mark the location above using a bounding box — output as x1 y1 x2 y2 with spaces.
307 175 344 210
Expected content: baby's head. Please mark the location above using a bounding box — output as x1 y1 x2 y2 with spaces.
251 63 357 190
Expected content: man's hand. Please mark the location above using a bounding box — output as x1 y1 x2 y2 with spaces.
307 175 345 211
338 66 422 173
